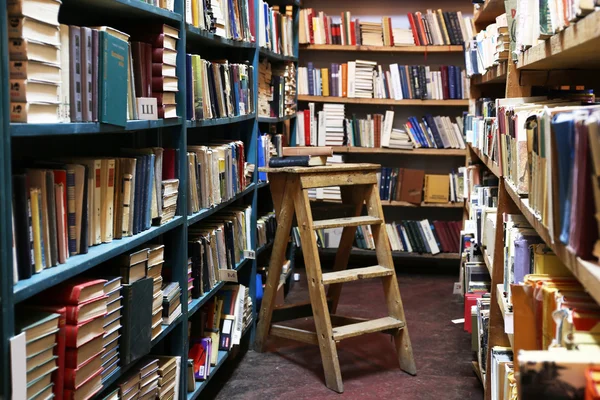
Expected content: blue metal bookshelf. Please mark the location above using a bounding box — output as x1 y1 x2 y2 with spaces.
0 0 299 397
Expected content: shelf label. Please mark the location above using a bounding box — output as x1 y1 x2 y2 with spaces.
453 282 463 295
239 103 246 115
219 269 238 282
244 250 256 259
137 97 158 120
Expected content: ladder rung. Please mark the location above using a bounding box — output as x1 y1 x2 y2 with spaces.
322 266 393 285
312 216 382 230
332 317 405 341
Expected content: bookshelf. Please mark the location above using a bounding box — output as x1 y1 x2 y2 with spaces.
0 0 300 398
297 95 470 106
472 0 505 30
330 146 466 156
464 3 600 398
300 44 464 53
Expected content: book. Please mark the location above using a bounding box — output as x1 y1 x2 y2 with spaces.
268 155 327 168
424 174 449 203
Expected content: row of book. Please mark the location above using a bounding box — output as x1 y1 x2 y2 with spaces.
296 105 467 150
298 8 474 47
185 56 254 121
188 206 252 298
189 284 252 381
9 6 180 124
186 141 250 214
258 60 296 119
186 0 255 44
257 133 277 182
466 97 600 261
257 212 276 249
378 169 464 204
464 14 509 76
259 2 294 57
298 62 468 100
11 148 180 282
108 356 180 399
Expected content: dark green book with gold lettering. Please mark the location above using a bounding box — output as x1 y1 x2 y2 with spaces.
98 31 128 127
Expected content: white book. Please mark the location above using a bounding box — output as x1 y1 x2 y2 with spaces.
419 220 440 255
296 112 305 145
59 24 70 122
381 110 394 147
347 61 356 98
317 111 326 146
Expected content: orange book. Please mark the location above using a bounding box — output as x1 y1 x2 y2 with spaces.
415 12 428 45
341 63 348 97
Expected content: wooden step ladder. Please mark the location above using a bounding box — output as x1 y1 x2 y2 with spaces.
255 163 416 393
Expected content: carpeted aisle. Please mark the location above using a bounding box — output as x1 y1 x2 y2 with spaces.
206 269 484 400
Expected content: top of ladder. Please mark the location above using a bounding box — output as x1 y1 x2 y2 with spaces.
258 163 380 174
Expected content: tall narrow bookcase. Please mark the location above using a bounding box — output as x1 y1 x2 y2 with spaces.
465 1 600 398
295 0 473 263
0 0 299 397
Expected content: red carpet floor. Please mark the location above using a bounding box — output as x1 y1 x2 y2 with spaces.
205 269 484 400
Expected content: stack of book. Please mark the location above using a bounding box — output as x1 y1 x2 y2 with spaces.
146 25 179 119
162 282 182 326
147 245 165 340
320 103 345 146
392 28 415 46
282 62 296 116
159 179 179 225
259 1 294 56
388 128 413 150
8 0 62 123
46 279 107 399
257 212 276 248
242 285 253 332
187 141 247 213
118 249 148 286
11 148 179 283
101 277 123 383
15 311 60 400
464 14 509 76
118 368 140 400
258 59 272 117
299 8 473 47
298 62 467 100
307 154 343 201
186 55 254 121
359 21 384 46
138 358 160 398
187 258 193 304
156 356 180 399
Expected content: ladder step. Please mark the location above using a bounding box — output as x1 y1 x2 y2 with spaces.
312 216 382 230
332 317 405 341
322 265 393 285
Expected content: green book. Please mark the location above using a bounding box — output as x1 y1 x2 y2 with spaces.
15 311 60 344
98 31 128 126
192 55 203 119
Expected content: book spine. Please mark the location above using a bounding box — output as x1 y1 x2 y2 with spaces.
106 159 116 242
66 169 78 256
69 26 82 122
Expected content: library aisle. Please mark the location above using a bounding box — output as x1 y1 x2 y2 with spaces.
207 269 483 400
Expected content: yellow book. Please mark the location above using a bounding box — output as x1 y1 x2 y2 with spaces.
423 174 449 203
30 187 45 272
191 0 199 27
436 9 451 45
321 68 329 97
532 244 572 276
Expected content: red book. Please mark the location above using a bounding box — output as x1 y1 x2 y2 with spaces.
387 17 395 46
440 66 449 100
407 13 421 45
44 279 107 305
30 305 67 400
324 15 330 45
64 353 103 390
303 110 311 146
464 293 484 333
248 0 255 41
162 148 177 180
432 221 448 252
64 333 104 369
449 221 460 252
415 12 428 45
64 315 105 348
308 9 314 44
63 368 102 400
349 21 356 45
65 295 108 325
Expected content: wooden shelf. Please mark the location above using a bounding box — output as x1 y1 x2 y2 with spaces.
258 114 296 123
187 113 255 128
11 118 183 137
300 44 463 53
310 198 463 209
62 0 181 23
473 0 505 28
319 247 461 260
503 179 600 305
468 144 502 178
13 217 183 303
518 11 600 70
297 95 469 107
331 146 467 156
259 48 297 62
483 250 493 274
471 62 507 85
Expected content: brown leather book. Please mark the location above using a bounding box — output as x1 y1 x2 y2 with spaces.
399 169 424 204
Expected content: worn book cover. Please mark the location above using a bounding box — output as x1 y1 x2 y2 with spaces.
98 31 128 126
424 174 449 203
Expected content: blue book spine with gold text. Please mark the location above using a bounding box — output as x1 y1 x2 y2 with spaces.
98 31 128 127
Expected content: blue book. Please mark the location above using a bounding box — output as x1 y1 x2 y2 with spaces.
263 3 270 47
258 135 267 181
448 66 457 99
425 114 444 148
145 154 155 230
552 113 576 244
398 66 409 99
396 224 408 251
408 117 426 147
228 0 239 39
416 222 431 253
455 66 462 99
98 31 128 127
186 54 193 120
307 62 315 96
